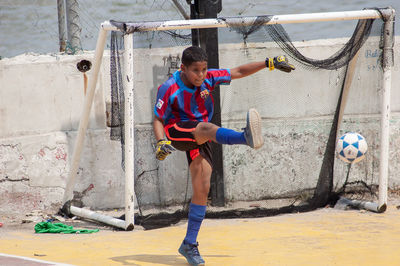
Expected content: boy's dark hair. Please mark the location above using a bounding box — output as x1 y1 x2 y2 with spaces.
182 46 208 66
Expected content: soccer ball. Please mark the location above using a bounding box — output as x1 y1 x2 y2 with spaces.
336 132 368 164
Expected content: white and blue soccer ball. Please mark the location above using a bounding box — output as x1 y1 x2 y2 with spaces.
336 132 368 164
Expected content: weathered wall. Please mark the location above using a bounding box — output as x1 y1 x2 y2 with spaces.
1 37 399 216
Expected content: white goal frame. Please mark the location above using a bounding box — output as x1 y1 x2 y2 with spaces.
62 8 395 230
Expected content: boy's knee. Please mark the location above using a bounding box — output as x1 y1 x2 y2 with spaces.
196 122 216 134
194 122 219 144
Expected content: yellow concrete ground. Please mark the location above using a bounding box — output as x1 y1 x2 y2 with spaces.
1 206 400 266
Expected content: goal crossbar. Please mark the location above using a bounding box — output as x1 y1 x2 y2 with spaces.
102 9 383 32
62 8 395 230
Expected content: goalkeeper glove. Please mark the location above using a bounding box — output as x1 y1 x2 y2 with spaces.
156 139 175 161
266 56 295 73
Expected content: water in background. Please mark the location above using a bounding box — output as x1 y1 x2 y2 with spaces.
0 0 398 58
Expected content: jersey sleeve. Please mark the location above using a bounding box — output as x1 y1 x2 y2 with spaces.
154 82 171 121
206 69 232 90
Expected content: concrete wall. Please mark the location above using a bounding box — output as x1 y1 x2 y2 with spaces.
1 37 399 215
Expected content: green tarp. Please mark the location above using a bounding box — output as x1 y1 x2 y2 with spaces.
35 222 99 234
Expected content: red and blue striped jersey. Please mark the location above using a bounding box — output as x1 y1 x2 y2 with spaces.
154 69 231 128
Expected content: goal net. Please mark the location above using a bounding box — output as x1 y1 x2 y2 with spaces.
65 7 395 230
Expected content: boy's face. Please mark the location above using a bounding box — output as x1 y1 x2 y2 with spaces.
181 61 208 87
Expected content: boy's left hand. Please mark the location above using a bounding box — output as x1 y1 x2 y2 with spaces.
156 139 175 160
266 56 295 73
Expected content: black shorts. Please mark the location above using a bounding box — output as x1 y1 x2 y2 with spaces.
165 121 213 168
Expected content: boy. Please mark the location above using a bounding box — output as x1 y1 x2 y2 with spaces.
153 46 294 265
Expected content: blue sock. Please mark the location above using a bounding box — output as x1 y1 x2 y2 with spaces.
184 203 206 245
216 127 246 145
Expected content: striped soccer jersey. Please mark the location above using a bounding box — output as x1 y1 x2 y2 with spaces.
154 69 231 129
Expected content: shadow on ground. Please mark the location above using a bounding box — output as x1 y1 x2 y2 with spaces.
110 254 233 266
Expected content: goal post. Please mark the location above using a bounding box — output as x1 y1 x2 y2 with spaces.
378 9 395 211
62 8 395 230
122 33 135 228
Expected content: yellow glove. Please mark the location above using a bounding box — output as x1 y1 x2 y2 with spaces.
156 139 175 161
266 56 295 73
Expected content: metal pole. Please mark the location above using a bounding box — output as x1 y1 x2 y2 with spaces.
66 0 82 54
57 0 67 52
378 8 395 212
171 0 189 20
70 206 129 230
123 34 135 230
62 27 108 205
102 9 382 33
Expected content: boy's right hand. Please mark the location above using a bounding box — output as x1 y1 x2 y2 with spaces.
156 139 175 160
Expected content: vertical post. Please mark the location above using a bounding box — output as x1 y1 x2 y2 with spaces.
336 50 360 137
123 34 135 229
62 27 108 205
57 0 67 52
190 3 200 46
194 0 225 206
66 0 82 54
378 8 395 212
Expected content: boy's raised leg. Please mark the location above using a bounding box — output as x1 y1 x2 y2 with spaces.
193 109 264 149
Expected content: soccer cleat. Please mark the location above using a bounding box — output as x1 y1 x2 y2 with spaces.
243 108 264 149
178 241 205 266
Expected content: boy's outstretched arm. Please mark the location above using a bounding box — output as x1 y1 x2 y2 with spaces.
230 61 266 80
230 55 295 80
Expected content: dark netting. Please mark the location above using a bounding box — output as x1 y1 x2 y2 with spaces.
226 16 375 70
109 9 389 229
109 25 191 169
265 20 374 70
110 31 125 168
132 30 192 49
110 20 192 48
224 15 273 44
